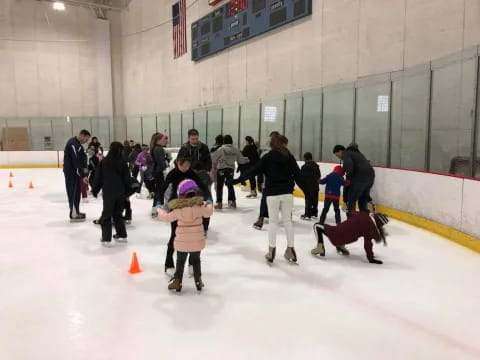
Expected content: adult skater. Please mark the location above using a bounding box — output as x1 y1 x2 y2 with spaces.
92 142 131 247
231 134 304 264
63 129 90 222
242 136 260 198
333 144 375 216
177 129 212 232
252 131 280 230
212 135 249 209
150 133 169 216
312 212 389 264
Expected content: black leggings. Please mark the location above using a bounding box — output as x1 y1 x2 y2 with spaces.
100 197 126 242
216 168 235 203
152 172 165 206
319 198 341 224
174 251 201 281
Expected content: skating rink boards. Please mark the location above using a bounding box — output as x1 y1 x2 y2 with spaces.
1 169 479 360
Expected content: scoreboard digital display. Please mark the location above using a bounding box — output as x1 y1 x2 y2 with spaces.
191 0 312 61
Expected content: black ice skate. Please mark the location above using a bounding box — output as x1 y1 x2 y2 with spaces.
113 234 128 243
195 277 204 291
336 246 350 256
253 217 264 230
300 214 312 221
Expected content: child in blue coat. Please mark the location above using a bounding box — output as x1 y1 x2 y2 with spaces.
319 166 346 225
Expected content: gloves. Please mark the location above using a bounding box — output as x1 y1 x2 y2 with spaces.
368 258 383 265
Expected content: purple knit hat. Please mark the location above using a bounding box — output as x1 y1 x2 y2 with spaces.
177 179 200 198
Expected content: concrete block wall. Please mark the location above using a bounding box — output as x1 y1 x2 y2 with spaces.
0 0 113 118
118 0 480 115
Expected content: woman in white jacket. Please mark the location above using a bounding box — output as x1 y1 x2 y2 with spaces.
211 135 249 209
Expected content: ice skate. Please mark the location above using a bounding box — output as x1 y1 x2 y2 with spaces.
246 191 257 199
265 246 276 264
311 243 326 256
124 219 132 225
151 207 158 217
100 239 113 247
168 278 182 292
93 219 101 225
70 214 86 223
336 246 350 256
214 203 223 210
300 214 312 221
113 234 128 243
165 267 175 277
284 247 298 263
228 200 237 209
253 217 264 230
194 277 204 291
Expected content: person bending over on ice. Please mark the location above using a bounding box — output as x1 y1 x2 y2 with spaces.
311 212 389 264
157 179 214 293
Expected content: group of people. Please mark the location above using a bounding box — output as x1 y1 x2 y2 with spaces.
62 128 390 293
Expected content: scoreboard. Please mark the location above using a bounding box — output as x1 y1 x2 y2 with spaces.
191 0 312 61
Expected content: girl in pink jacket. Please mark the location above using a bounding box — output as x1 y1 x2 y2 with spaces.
157 179 213 292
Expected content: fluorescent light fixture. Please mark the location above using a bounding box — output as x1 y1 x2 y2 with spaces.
377 95 389 112
53 2 66 11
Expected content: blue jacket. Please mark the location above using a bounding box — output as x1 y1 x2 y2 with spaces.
63 137 87 177
320 172 345 200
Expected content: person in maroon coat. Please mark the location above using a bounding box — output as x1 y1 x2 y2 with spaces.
311 212 389 264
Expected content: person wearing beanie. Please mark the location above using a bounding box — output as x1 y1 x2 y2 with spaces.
300 152 321 220
157 179 214 292
318 165 346 225
311 212 389 264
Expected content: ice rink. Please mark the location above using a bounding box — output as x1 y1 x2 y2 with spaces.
1 168 479 360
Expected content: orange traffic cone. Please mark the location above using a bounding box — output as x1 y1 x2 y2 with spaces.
28 181 34 189
8 180 13 188
9 171 13 178
128 252 142 274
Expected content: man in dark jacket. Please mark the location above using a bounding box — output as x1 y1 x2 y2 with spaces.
300 152 321 220
333 144 375 216
63 129 90 221
177 129 212 231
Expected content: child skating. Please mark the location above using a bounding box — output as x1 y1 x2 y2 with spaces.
318 165 346 225
157 179 213 292
311 212 389 264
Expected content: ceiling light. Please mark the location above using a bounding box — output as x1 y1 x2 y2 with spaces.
53 2 66 11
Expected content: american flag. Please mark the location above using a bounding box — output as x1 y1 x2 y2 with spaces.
172 0 187 58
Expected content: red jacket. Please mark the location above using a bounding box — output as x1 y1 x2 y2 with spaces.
324 212 380 260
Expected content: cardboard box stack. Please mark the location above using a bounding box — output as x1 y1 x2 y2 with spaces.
1 127 30 151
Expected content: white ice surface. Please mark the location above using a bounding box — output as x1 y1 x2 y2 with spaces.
1 169 479 360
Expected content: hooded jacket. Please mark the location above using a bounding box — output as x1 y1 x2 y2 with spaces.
157 196 214 252
241 149 303 196
212 144 249 170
